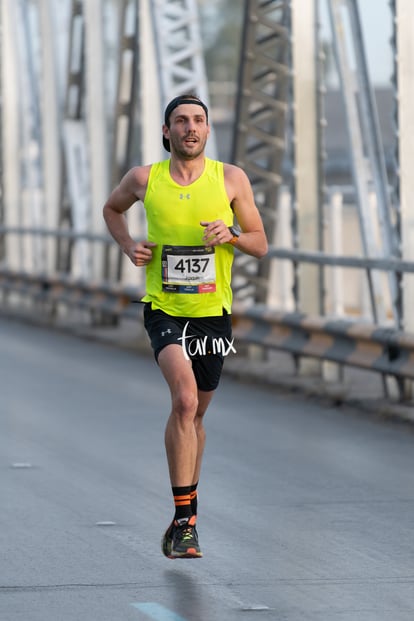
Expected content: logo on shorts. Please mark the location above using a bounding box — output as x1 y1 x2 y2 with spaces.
161 328 172 337
178 321 236 361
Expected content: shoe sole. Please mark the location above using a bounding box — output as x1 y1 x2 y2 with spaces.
162 543 203 559
169 549 203 559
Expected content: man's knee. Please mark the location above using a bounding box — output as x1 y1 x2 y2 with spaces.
172 389 199 421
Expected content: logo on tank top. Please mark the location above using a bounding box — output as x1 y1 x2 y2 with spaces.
179 193 191 200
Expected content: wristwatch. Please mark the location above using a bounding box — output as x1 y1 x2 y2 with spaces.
228 226 241 246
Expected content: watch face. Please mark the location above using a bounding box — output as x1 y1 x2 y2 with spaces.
229 226 240 237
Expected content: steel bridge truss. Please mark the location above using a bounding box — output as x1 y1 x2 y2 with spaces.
232 0 291 304
1 0 213 283
150 0 216 157
0 2 406 313
327 0 401 326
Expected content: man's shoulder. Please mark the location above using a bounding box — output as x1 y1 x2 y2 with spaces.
223 162 248 182
223 162 245 177
205 159 243 178
130 163 153 181
120 164 153 201
129 162 163 188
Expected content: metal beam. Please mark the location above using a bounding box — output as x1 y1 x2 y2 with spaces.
150 0 216 158
83 0 109 279
328 0 400 325
106 0 140 284
111 0 140 186
59 0 94 280
394 0 414 337
1 0 21 271
292 0 321 319
38 0 61 273
0 1 4 263
232 0 291 304
14 0 46 273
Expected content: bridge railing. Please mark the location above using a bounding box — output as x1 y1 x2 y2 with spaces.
1 236 414 402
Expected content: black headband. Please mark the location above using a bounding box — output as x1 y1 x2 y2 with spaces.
162 96 209 152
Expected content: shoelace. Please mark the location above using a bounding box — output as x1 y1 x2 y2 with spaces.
173 526 195 542
179 527 194 542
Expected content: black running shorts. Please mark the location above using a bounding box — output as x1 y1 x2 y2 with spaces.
143 303 233 392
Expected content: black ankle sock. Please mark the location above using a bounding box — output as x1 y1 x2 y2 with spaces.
172 485 193 521
189 482 198 516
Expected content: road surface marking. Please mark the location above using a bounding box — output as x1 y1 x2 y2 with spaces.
131 602 187 621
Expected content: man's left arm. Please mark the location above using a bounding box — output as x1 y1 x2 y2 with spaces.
201 164 268 258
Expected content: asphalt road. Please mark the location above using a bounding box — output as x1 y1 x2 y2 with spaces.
1 316 414 621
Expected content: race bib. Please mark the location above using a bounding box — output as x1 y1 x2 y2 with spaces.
161 245 216 293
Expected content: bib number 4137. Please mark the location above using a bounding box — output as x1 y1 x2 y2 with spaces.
162 245 216 292
174 257 210 274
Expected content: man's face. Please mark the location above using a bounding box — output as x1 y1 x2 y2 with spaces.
163 104 210 159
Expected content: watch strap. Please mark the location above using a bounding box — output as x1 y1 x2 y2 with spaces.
228 226 240 246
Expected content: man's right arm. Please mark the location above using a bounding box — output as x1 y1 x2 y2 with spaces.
103 166 156 266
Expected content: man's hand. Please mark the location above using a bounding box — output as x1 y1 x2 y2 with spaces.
126 241 157 266
200 220 232 247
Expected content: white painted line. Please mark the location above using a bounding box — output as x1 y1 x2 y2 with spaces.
241 604 271 611
131 602 188 621
10 462 33 469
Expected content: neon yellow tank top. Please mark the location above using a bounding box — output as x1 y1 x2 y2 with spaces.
141 158 234 317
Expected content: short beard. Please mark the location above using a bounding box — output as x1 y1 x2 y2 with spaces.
169 136 207 160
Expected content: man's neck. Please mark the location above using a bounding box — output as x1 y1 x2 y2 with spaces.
169 156 206 186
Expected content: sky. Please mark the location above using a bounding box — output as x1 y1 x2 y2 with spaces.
320 0 393 86
198 0 394 87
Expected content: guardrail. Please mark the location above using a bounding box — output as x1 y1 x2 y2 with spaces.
231 305 414 384
1 268 413 401
0 269 143 321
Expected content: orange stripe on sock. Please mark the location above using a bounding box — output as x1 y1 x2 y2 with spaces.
174 495 191 507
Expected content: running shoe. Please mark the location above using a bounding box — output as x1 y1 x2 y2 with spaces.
161 520 174 558
162 516 203 559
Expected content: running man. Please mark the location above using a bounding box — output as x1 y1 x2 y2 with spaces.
103 93 268 558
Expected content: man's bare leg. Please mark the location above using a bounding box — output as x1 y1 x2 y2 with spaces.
158 345 213 558
158 344 199 486
193 389 214 484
